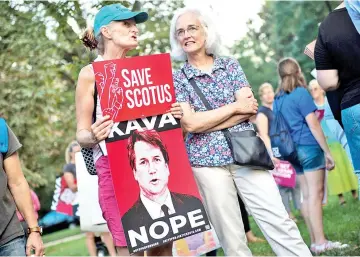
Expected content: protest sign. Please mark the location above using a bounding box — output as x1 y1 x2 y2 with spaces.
92 53 175 122
104 114 210 254
271 160 296 188
93 55 211 254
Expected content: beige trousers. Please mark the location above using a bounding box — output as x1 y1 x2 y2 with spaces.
192 165 312 256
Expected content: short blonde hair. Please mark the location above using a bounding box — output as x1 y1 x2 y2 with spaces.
65 141 80 164
258 82 274 97
169 6 224 61
308 79 325 96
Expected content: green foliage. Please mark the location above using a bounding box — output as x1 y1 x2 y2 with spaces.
233 1 340 98
131 0 184 56
0 0 184 212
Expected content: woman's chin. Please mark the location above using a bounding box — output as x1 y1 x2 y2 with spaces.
121 42 138 50
183 47 200 55
129 43 139 50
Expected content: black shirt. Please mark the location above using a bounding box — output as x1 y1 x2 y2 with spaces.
315 8 360 110
257 106 274 131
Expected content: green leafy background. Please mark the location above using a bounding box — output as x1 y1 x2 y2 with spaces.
0 0 340 213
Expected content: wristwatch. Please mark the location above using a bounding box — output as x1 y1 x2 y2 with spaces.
27 226 43 236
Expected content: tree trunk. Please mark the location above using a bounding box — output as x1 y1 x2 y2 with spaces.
132 0 141 11
325 1 332 12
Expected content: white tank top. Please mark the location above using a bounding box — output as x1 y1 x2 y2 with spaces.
92 56 106 163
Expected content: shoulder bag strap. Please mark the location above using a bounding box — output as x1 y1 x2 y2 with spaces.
93 83 97 123
92 83 105 155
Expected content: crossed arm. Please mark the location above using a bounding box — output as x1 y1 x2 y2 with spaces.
180 87 257 134
256 113 272 156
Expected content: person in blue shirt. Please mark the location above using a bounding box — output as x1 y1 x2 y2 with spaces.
274 58 348 254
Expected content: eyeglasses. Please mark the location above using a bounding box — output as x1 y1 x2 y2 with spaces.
176 25 200 38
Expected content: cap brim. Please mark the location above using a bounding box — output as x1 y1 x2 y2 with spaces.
133 11 149 24
113 11 148 24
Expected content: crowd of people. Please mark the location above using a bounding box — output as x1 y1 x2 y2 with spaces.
1 1 359 256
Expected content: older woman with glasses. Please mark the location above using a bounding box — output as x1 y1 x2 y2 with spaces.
170 7 312 256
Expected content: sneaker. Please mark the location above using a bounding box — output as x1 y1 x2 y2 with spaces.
314 241 349 254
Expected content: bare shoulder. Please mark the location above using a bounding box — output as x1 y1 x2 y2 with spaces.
78 64 95 85
77 64 95 94
256 112 268 120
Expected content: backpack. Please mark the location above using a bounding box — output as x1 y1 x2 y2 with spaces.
0 118 8 154
269 97 297 160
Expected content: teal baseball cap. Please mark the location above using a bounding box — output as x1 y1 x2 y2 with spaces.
94 3 148 37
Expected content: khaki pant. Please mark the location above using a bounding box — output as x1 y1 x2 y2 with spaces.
192 165 312 256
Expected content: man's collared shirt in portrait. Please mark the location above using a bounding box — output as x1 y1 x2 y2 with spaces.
140 189 175 219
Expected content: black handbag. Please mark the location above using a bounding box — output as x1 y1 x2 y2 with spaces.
183 70 274 170
81 147 97 175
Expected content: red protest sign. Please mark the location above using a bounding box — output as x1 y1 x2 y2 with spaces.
105 114 211 254
92 53 175 122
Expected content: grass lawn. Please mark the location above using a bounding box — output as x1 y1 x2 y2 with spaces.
42 227 82 244
244 191 360 256
46 238 88 256
44 192 359 256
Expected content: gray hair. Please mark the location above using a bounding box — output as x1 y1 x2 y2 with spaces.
81 26 106 55
169 6 224 61
82 22 116 55
96 34 105 55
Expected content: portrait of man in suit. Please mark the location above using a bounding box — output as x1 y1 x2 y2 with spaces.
122 129 206 233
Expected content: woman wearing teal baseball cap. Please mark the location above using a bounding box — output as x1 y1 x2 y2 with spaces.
76 3 182 256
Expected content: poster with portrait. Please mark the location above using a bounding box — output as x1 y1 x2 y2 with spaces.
92 53 175 122
93 55 211 254
105 114 211 254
